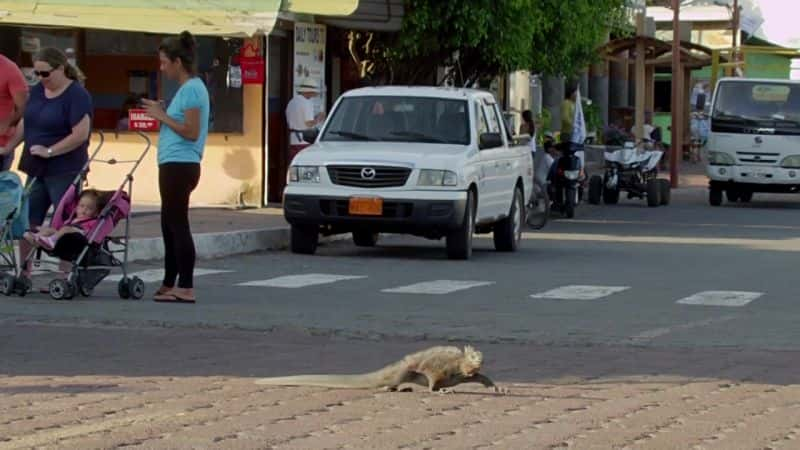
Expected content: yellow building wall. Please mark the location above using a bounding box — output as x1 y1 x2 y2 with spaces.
11 85 264 207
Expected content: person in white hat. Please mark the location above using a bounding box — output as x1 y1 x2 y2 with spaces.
285 78 325 164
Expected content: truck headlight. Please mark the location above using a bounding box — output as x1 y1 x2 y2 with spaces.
780 155 800 168
288 166 320 183
706 151 735 166
417 169 458 186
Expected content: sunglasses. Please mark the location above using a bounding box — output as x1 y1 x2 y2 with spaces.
34 67 58 78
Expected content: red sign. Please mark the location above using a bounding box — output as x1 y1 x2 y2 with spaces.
128 109 159 132
239 40 265 85
240 57 265 84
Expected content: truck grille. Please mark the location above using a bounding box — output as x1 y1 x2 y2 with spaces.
327 165 411 188
736 151 779 164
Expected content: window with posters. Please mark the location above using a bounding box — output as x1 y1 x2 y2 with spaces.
294 22 327 117
5 27 250 133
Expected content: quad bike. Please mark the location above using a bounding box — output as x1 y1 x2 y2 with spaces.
588 141 671 207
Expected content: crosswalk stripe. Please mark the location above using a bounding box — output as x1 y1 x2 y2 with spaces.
382 280 494 295
237 273 366 288
676 291 763 307
531 285 630 300
105 268 233 283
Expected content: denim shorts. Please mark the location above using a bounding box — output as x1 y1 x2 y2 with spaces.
26 173 76 227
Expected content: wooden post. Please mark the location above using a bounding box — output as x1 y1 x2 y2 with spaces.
670 0 682 188
710 49 720 93
645 66 655 113
732 0 741 75
684 69 692 136
732 0 739 48
634 13 646 142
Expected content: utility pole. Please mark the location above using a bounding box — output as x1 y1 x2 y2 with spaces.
670 0 682 188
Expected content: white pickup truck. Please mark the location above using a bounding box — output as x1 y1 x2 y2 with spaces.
282 86 534 260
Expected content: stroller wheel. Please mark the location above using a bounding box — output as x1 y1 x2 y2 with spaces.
15 276 31 297
49 279 75 301
118 278 131 299
129 277 145 300
79 285 94 297
0 274 14 296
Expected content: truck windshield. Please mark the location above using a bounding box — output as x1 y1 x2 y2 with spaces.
321 96 470 145
712 81 800 133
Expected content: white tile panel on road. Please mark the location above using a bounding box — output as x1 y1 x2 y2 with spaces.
105 268 233 283
530 285 630 300
382 280 494 295
237 273 366 288
676 291 763 307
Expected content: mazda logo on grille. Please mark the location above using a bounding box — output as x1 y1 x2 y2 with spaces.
361 167 376 179
755 136 763 144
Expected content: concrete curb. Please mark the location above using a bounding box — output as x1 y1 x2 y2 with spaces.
119 227 349 263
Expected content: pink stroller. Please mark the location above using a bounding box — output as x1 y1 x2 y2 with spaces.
17 131 150 300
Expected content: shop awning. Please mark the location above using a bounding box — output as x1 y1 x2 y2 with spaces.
283 0 359 17
0 0 284 37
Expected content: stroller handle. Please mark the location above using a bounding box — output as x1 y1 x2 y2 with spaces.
88 130 105 160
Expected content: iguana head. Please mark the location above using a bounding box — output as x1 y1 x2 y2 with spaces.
461 345 483 375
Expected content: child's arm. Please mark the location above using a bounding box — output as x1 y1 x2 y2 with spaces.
37 226 57 236
54 226 83 239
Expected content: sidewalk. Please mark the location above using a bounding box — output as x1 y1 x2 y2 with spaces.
119 206 296 263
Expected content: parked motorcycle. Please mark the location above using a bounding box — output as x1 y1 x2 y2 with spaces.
548 142 585 219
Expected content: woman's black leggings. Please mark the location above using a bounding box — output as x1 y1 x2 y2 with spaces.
159 162 201 289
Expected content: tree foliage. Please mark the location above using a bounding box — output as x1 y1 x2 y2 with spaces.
348 0 630 86
530 0 632 76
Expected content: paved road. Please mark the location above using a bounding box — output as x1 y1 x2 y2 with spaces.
3 186 800 449
4 188 800 350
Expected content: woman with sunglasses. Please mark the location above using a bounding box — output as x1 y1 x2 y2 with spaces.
1 47 92 285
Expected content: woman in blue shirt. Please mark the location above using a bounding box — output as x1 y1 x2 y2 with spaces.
142 31 209 304
1 47 92 283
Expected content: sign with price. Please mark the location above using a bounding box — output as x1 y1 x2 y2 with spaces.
128 109 159 132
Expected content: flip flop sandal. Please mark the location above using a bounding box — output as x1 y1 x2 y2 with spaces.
153 293 196 304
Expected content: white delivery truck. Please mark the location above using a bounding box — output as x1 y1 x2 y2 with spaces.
705 77 800 205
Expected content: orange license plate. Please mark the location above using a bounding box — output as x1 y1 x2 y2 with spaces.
348 197 383 216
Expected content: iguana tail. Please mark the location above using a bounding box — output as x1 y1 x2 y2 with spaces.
254 373 384 389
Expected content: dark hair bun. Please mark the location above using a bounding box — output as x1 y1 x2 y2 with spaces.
179 31 196 50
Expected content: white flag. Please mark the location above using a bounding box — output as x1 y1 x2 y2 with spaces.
571 88 586 145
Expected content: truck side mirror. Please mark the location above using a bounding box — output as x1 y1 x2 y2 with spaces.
302 129 320 143
479 132 503 150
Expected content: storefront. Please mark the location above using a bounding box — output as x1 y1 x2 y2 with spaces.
0 0 369 207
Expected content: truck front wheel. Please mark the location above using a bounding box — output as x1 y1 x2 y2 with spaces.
290 224 319 254
446 192 475 260
709 188 723 206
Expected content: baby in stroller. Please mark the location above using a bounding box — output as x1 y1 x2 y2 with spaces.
24 188 106 270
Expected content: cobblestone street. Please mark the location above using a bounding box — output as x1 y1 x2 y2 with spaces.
2 322 800 449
